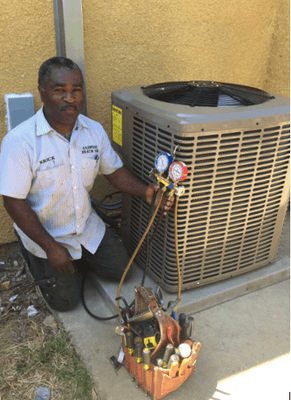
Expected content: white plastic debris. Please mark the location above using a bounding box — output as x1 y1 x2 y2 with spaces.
9 294 18 302
117 347 125 363
13 260 19 267
34 386 50 400
42 315 57 329
0 261 5 265
27 305 38 316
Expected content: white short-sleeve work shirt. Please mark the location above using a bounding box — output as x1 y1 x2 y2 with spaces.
0 107 123 259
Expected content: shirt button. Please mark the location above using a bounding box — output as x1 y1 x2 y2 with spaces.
72 165 75 169
76 225 79 228
74 186 77 190
76 206 79 209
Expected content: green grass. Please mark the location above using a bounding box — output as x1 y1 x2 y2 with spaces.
16 331 93 400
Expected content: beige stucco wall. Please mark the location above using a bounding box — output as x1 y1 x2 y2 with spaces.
83 0 290 137
0 0 289 249
0 0 56 247
84 0 290 200
263 0 290 95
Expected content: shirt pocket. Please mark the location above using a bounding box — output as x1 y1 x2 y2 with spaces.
33 163 66 192
81 158 98 191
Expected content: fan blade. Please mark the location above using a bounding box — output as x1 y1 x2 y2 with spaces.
220 84 271 106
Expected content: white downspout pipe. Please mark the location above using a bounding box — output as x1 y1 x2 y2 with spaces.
53 0 87 115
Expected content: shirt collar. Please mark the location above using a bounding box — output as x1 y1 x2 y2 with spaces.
36 106 89 136
36 107 53 136
76 113 90 131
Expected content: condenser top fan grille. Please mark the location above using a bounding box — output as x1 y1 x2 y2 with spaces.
142 81 274 107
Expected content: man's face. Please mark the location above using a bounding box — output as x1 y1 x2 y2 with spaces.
39 67 85 128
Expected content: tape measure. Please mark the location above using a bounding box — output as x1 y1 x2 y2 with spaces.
143 326 160 349
155 153 173 172
169 161 188 182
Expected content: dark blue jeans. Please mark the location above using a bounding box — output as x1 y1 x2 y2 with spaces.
17 227 129 311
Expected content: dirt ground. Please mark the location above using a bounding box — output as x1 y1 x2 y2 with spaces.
0 245 52 327
0 244 98 400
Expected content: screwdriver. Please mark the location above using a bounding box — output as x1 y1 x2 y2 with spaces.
156 358 164 368
134 336 143 346
167 354 180 369
143 348 151 370
169 360 180 378
135 342 143 364
126 331 134 355
162 344 174 368
188 316 195 339
179 313 190 342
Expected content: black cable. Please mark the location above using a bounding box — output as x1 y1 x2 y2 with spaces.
82 190 157 319
92 198 121 210
81 194 126 321
81 270 119 321
81 270 135 321
93 207 120 228
95 191 122 210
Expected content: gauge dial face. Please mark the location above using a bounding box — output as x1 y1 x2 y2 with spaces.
155 153 172 172
169 161 188 181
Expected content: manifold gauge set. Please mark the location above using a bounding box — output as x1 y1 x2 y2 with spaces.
152 152 188 197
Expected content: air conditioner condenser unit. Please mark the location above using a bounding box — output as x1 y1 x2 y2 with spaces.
111 81 290 293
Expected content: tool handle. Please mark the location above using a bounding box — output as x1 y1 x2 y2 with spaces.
143 348 151 370
169 361 179 378
188 316 195 339
135 342 143 364
162 343 174 366
126 331 134 355
179 357 190 376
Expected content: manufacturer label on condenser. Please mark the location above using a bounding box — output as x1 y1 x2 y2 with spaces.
112 105 122 146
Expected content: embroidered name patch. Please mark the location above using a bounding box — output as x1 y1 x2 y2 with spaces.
40 156 55 164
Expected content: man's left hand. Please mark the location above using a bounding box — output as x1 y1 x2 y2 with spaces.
145 184 175 215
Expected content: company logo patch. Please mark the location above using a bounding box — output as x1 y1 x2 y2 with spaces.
82 145 99 154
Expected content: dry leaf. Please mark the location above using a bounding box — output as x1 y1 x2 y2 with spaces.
92 386 98 399
0 281 10 290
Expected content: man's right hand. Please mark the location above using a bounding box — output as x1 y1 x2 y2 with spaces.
46 243 74 274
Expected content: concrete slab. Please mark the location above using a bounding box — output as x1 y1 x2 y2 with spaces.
55 213 290 400
90 211 290 316
56 279 290 400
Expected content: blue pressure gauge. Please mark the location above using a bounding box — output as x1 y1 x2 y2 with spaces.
155 153 173 172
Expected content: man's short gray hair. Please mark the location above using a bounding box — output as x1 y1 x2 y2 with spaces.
38 57 83 89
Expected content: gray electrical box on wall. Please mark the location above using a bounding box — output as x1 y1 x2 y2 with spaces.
5 93 35 132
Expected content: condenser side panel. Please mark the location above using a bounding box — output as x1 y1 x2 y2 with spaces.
118 109 290 293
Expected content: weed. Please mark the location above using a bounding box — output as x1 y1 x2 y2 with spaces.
16 331 93 400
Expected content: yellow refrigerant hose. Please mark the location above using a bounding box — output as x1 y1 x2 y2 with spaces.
174 196 181 300
116 188 182 321
116 189 165 321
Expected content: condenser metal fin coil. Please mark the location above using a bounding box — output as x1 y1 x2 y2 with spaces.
111 81 290 293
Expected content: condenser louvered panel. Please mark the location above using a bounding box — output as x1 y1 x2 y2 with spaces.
112 84 289 292
125 117 290 292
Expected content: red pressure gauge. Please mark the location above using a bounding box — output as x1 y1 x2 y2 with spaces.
169 161 188 182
